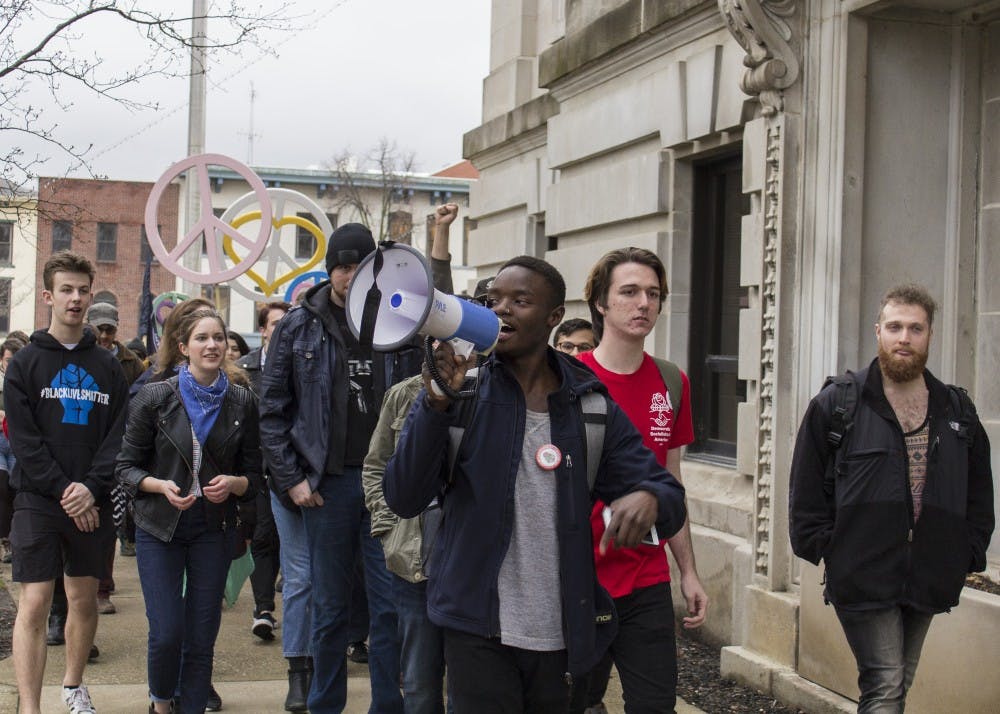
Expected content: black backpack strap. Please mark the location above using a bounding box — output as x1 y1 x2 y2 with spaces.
823 372 858 498
946 385 977 446
826 373 858 450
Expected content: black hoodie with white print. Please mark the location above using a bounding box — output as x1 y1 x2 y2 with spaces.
4 328 128 506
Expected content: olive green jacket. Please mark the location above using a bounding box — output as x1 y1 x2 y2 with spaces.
362 374 427 583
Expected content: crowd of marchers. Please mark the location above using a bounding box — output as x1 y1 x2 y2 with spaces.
0 201 991 714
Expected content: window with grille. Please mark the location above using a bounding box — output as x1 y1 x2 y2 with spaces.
53 221 72 252
0 222 11 264
0 279 11 334
97 223 117 262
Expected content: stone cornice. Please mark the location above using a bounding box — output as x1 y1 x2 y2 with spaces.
539 0 706 89
546 4 725 104
462 95 559 168
718 0 800 115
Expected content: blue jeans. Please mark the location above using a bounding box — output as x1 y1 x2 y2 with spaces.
135 506 229 714
302 467 402 714
392 574 452 714
835 605 934 714
0 431 15 472
271 490 312 658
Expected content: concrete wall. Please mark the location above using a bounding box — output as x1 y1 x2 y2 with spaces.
978 20 1000 559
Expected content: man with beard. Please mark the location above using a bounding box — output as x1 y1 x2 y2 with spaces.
789 283 993 714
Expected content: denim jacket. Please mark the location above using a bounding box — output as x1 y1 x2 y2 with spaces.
259 281 423 509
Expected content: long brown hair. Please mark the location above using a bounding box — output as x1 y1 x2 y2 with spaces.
153 297 213 376
173 306 250 387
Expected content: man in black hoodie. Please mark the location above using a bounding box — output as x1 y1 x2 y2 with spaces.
5 251 129 714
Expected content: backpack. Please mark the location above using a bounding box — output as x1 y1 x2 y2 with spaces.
820 371 977 496
445 356 685 491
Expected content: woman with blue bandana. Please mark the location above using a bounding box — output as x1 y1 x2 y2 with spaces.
116 307 261 714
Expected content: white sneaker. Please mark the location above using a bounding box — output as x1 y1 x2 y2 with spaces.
63 684 97 714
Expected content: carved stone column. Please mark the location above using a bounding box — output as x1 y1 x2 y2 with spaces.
719 0 801 590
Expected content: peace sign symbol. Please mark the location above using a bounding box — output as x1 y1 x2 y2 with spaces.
144 153 272 284
219 188 334 301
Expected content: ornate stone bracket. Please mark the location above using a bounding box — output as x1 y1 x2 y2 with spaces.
718 0 800 115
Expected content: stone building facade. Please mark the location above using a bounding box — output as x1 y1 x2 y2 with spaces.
463 1 1000 711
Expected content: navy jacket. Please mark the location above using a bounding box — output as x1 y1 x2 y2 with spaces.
384 350 687 676
789 361 994 613
259 281 422 506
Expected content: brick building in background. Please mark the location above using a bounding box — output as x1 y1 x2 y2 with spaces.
35 178 179 338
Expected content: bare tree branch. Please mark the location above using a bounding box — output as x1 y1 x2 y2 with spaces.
0 0 295 204
326 138 417 243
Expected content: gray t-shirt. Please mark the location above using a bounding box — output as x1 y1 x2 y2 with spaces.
497 409 565 651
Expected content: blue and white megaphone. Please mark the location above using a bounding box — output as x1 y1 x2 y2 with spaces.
346 243 500 357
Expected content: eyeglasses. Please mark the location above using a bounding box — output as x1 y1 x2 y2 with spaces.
556 341 594 354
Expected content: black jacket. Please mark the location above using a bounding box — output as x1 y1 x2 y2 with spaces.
384 351 688 676
789 361 994 612
5 329 128 503
236 348 263 396
115 377 261 542
258 281 422 506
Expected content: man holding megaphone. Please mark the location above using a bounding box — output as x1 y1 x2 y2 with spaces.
383 255 688 713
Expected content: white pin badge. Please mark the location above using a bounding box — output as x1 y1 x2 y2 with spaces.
536 444 562 471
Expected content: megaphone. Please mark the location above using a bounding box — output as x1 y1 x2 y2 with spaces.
346 243 500 357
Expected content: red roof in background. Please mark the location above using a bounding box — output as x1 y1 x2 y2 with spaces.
432 160 479 179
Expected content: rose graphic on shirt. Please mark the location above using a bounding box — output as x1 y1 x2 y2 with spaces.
49 365 100 425
650 391 673 428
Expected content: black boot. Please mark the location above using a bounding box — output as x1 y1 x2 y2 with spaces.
46 612 66 646
284 656 311 713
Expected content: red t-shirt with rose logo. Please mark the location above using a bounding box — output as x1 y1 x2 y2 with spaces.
578 351 694 598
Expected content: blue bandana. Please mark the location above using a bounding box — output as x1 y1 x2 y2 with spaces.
178 364 229 446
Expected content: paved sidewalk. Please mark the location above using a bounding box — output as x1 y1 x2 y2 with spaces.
0 551 704 713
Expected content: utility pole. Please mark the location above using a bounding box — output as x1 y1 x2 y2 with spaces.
183 0 208 300
247 82 257 164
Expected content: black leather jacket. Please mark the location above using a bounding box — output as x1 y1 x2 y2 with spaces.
115 376 261 542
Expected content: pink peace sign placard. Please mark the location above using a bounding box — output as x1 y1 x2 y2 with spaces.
144 153 272 284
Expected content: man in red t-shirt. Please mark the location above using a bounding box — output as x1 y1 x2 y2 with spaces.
576 247 708 714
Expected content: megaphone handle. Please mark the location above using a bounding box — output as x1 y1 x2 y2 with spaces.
423 336 474 401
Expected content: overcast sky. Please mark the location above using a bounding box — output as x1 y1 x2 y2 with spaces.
20 0 491 183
